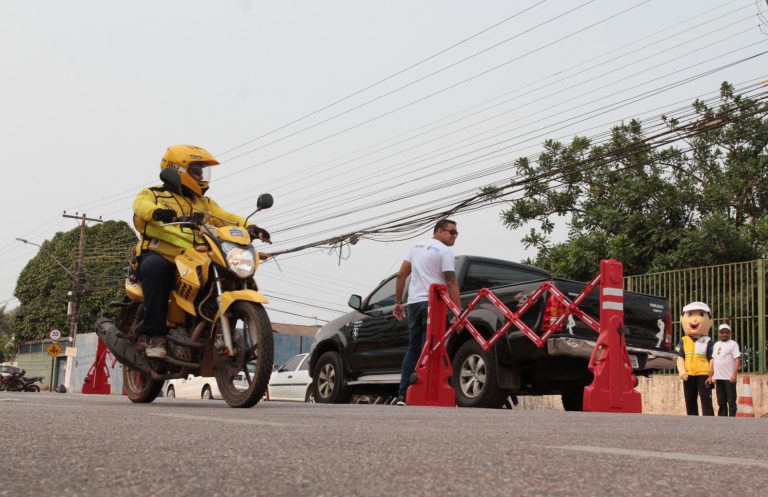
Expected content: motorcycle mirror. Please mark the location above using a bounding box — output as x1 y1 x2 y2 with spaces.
244 193 274 223
160 168 182 193
257 193 273 210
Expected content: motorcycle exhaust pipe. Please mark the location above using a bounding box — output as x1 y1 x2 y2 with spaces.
95 318 158 379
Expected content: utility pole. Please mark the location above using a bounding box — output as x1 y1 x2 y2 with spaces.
62 212 102 393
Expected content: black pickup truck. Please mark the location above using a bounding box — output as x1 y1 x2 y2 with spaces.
308 255 676 409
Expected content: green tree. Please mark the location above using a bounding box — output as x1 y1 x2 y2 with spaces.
0 305 18 362
501 82 768 280
11 221 137 343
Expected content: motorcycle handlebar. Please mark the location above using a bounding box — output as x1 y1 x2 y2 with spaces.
161 213 205 228
161 213 271 244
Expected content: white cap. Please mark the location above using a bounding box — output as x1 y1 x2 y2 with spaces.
718 324 731 332
682 301 711 314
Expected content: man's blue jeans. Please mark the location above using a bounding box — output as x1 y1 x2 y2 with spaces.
398 301 429 398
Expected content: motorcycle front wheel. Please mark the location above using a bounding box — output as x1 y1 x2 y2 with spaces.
123 366 163 403
215 301 274 408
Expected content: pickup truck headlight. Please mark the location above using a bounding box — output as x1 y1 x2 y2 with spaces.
221 242 256 278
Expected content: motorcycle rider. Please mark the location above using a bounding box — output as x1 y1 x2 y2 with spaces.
132 144 270 358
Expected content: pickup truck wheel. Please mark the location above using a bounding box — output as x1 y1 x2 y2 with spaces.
452 340 504 408
312 351 352 404
561 386 585 411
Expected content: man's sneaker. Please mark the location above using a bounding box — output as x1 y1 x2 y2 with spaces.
395 395 406 406
145 337 167 359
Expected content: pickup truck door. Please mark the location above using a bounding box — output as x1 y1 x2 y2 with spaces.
347 275 409 374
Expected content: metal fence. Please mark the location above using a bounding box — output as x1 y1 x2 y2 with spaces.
625 259 766 373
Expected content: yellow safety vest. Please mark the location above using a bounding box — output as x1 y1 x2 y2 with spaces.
681 335 712 376
133 185 251 260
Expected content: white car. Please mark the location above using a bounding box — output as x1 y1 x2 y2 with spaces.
165 367 253 400
0 364 22 378
267 353 313 402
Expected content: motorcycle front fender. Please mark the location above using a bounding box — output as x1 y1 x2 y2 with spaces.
217 289 269 317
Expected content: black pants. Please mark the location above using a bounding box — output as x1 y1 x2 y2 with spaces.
682 375 714 416
136 252 175 337
715 379 738 416
398 301 430 398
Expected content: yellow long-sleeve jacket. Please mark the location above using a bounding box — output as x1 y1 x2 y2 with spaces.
133 186 252 260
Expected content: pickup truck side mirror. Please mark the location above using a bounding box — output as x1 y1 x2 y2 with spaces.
348 294 363 311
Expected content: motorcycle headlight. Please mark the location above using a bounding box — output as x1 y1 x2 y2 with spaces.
220 242 256 278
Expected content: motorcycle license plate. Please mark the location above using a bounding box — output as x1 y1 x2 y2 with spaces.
629 354 639 369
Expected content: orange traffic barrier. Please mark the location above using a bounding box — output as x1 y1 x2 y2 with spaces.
736 376 755 418
405 285 456 407
582 260 642 413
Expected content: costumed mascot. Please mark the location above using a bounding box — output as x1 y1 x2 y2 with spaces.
675 301 715 416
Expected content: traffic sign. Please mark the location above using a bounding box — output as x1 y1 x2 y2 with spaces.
49 329 62 342
47 343 63 358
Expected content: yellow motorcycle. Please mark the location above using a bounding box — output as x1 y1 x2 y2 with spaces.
96 170 274 408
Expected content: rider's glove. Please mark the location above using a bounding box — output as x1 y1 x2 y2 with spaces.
189 212 205 224
247 225 271 243
153 208 176 223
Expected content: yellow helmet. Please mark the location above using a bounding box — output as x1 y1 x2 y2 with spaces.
160 145 220 196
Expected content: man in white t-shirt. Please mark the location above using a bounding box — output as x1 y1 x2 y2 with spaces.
710 323 741 417
392 219 461 405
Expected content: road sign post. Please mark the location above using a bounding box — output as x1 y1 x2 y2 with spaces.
46 343 63 391
48 329 61 391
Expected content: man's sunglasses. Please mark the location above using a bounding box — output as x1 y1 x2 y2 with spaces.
442 229 459 236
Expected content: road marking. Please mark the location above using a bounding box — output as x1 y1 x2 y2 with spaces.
147 412 295 427
544 445 768 468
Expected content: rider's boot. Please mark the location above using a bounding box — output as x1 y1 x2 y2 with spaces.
145 337 167 359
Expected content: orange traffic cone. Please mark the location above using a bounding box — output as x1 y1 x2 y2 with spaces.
736 376 755 418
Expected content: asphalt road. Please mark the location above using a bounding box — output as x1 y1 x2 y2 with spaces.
2 392 767 497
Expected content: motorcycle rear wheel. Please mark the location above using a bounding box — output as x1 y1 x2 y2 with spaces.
123 366 163 403
215 301 274 408
26 385 40 392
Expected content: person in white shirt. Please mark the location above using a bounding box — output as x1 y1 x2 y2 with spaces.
710 323 741 416
393 219 461 406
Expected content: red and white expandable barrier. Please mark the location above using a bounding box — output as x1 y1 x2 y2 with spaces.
406 259 642 413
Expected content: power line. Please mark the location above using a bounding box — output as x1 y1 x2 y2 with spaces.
262 53 768 244
264 82 768 257
221 12 760 222
215 0 552 158
217 0 752 209
214 1 653 184
267 307 329 323
59 1 755 217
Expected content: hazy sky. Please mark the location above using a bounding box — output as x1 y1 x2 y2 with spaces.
1 0 766 327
